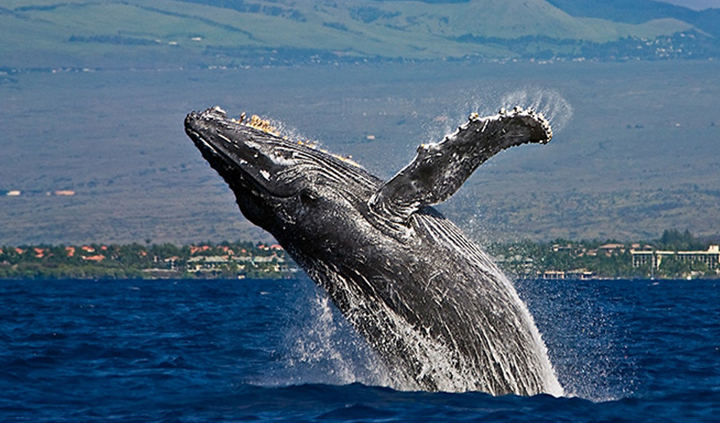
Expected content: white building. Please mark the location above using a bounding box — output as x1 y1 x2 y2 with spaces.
631 245 720 271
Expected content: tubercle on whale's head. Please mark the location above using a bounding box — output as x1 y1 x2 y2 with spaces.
244 113 280 136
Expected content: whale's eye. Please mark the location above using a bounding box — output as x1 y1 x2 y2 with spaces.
300 189 319 204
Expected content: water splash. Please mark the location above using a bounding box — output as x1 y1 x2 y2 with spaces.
499 89 573 134
277 279 395 387
268 118 323 149
422 88 573 145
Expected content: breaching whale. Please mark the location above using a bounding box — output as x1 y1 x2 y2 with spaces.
184 106 563 396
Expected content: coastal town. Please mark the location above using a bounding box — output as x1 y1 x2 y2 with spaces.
0 230 717 280
0 241 299 280
489 240 719 281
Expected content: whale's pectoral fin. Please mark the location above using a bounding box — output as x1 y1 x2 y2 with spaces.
369 108 552 223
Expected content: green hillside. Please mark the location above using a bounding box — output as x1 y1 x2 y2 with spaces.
547 0 720 36
0 0 714 70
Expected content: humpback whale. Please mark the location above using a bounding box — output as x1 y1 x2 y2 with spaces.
184 106 563 396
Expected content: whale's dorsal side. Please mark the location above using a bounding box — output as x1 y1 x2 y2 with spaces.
369 108 552 223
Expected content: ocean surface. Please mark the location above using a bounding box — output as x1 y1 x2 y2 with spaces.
1 277 718 422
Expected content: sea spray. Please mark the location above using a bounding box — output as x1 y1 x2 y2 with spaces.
422 88 573 145
277 278 395 387
275 270 564 395
500 89 573 133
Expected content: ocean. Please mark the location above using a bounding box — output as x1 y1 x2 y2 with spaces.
1 277 718 422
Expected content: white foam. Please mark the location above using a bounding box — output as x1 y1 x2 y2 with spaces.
499 89 574 134
278 280 395 387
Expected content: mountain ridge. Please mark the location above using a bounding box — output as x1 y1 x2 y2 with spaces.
547 0 720 37
1 0 718 70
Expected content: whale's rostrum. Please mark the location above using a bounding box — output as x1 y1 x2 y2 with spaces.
184 106 563 396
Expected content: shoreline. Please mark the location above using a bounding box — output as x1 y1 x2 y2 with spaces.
2 236 718 281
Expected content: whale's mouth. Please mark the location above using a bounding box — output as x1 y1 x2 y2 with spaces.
184 107 299 198
184 108 240 165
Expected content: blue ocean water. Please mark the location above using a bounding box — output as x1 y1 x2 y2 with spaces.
1 277 718 422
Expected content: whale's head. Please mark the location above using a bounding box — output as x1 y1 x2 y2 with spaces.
184 107 381 236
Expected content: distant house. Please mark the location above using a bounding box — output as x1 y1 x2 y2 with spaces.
541 270 566 280
567 269 596 280
187 255 230 271
598 243 626 256
631 243 654 251
540 269 596 280
599 243 625 252
219 246 235 255
83 254 105 262
164 256 180 270
253 254 283 264
190 245 212 255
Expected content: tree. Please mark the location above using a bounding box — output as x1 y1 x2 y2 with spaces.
658 255 708 279
659 229 705 251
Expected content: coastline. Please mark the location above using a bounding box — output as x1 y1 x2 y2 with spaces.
2 237 718 281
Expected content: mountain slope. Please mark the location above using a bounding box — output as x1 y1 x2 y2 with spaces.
0 0 716 70
546 0 720 37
